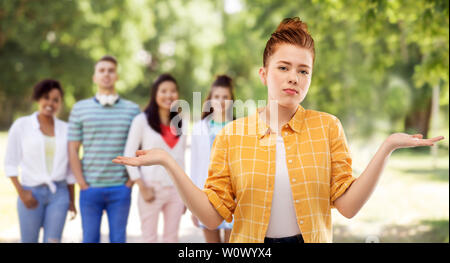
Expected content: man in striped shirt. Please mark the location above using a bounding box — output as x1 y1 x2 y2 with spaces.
68 55 140 243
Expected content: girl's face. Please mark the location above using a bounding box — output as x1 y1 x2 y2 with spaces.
210 86 233 113
156 80 179 111
37 88 62 117
259 44 313 109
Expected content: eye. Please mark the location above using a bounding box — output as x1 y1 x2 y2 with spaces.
278 66 288 71
299 70 309 75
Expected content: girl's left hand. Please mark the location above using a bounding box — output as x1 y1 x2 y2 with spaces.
385 133 444 151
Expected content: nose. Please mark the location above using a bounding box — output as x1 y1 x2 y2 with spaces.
287 71 298 85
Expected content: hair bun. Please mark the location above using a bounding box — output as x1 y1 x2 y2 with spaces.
275 17 309 33
263 17 315 67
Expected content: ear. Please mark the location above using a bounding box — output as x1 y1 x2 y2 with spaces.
258 67 267 86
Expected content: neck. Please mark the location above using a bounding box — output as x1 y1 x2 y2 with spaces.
212 110 228 123
97 86 116 95
37 112 54 126
159 108 170 126
261 101 298 134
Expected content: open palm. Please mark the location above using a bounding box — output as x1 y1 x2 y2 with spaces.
112 148 168 167
387 133 444 150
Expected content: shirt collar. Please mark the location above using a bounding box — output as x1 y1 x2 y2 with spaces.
255 105 306 139
287 105 306 134
31 112 40 130
30 111 59 134
93 95 121 106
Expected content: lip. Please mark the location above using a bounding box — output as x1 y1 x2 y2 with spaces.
283 88 298 95
164 100 175 106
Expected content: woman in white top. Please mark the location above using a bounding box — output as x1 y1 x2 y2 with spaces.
124 73 186 243
4 79 77 243
190 75 236 243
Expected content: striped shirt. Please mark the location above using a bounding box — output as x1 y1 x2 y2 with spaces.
68 97 140 187
203 105 356 243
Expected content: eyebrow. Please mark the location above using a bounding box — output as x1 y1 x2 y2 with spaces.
277 60 311 69
96 65 116 71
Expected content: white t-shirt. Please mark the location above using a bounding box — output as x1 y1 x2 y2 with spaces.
43 135 56 175
265 135 302 238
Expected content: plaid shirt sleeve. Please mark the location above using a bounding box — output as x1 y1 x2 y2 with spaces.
329 116 356 207
203 127 236 223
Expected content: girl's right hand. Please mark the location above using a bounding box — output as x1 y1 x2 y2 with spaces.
113 148 169 167
19 190 38 209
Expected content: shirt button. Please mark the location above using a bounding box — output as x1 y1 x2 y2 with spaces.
295 200 300 204
299 220 304 224
292 178 296 183
288 159 293 164
284 132 289 136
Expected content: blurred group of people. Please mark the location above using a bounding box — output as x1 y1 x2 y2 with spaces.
4 55 235 243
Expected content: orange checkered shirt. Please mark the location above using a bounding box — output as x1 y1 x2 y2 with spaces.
202 105 356 243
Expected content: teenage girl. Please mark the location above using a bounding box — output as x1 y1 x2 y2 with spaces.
190 75 235 243
114 18 444 243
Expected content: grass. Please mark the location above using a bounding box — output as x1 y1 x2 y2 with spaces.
334 219 449 243
0 131 448 243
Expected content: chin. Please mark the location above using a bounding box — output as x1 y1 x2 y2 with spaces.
40 111 55 117
276 98 301 109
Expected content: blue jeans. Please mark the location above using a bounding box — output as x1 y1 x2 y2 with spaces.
79 184 131 243
17 181 70 243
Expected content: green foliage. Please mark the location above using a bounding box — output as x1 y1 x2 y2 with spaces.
0 0 448 137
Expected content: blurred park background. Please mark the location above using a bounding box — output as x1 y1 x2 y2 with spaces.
0 0 448 242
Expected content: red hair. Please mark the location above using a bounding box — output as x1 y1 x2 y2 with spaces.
263 17 315 67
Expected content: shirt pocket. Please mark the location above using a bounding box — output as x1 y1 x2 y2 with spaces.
231 145 271 203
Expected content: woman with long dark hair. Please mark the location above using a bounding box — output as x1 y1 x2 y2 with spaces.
123 73 186 243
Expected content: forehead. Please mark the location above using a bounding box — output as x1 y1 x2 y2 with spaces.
158 81 177 90
211 86 231 96
41 88 62 99
95 60 117 71
269 44 313 68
